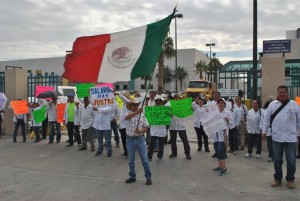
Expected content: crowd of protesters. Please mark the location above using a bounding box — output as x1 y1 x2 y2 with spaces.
4 85 300 188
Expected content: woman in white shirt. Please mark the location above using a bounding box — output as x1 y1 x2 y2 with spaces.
147 98 168 161
260 96 275 162
192 94 210 152
245 100 262 159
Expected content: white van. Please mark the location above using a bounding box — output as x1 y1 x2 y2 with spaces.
57 86 80 104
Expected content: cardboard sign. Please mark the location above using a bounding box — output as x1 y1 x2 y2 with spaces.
32 105 47 123
145 106 171 125
90 86 114 107
295 96 300 106
57 103 66 123
76 83 95 98
10 100 29 114
170 98 193 118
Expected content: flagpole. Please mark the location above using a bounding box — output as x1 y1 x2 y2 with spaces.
135 71 155 130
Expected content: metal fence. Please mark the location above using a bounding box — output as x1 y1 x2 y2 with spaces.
0 72 5 93
27 72 59 102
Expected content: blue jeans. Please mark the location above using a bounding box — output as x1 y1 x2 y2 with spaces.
272 140 297 181
95 129 112 154
247 134 261 155
267 136 273 159
49 121 61 142
126 136 151 179
111 120 120 143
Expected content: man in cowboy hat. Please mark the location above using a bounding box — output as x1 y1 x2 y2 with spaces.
124 97 152 185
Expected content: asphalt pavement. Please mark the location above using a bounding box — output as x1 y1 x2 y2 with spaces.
0 116 300 201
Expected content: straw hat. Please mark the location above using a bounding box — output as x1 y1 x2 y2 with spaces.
126 97 140 110
122 91 131 99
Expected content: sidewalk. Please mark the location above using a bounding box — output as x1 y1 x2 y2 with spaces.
0 132 300 201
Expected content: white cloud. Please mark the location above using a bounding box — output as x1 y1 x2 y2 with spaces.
0 0 299 64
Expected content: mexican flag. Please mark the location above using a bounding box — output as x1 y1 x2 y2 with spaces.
63 13 174 83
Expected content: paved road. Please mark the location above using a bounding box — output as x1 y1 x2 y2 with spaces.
0 117 300 201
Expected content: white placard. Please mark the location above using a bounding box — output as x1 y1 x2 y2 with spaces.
90 86 114 107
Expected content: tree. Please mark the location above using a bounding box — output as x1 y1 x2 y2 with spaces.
207 57 223 87
157 36 175 91
194 60 208 80
141 75 152 90
173 66 188 91
155 65 173 90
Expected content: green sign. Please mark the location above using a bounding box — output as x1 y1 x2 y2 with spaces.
145 106 171 125
76 83 95 98
170 98 193 118
32 105 47 123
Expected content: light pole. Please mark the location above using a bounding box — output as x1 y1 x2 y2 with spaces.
205 43 215 82
174 13 183 93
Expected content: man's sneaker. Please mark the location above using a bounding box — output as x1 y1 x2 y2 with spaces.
157 158 163 162
244 153 252 158
205 149 210 152
233 151 238 155
146 179 152 185
95 151 102 156
211 153 217 158
287 181 295 189
125 178 136 184
186 155 192 160
78 147 87 151
121 153 128 158
212 167 222 172
267 157 273 162
256 154 261 159
271 180 282 188
169 154 177 158
219 169 228 176
107 153 112 157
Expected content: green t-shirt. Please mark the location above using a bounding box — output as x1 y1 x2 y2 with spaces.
67 103 75 122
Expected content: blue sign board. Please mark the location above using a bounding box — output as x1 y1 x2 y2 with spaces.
263 40 291 53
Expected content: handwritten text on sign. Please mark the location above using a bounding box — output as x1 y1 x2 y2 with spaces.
145 106 171 125
90 86 114 107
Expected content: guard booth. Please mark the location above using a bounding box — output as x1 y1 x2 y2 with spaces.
218 60 262 102
218 59 300 104
1 67 59 136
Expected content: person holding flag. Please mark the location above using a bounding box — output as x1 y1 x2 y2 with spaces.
124 98 152 185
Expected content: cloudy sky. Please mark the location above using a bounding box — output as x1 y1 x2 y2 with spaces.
0 0 299 64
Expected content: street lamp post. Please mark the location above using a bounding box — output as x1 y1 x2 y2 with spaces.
205 43 215 82
174 13 183 93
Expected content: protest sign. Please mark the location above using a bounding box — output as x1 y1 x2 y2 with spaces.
145 106 171 125
90 86 114 107
202 114 227 136
170 98 193 118
76 83 95 98
10 100 29 114
0 93 7 110
57 103 66 123
295 96 300 106
32 105 47 123
96 83 113 90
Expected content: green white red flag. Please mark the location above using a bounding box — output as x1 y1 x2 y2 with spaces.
63 13 174 83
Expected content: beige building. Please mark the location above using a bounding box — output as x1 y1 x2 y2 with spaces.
0 48 209 92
